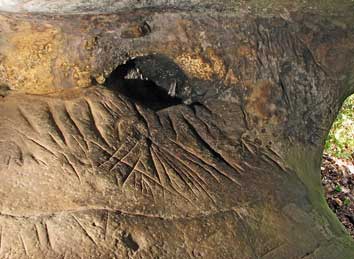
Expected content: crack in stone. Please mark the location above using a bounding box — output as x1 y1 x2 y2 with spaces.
0 207 237 221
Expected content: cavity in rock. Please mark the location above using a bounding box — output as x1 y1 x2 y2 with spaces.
103 55 186 111
122 232 140 252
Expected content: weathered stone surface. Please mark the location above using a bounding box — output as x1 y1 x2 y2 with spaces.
0 0 218 13
0 1 354 258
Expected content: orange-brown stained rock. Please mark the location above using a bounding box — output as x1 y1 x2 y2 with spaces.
245 80 280 125
238 45 257 61
175 53 214 80
121 22 151 39
0 16 92 94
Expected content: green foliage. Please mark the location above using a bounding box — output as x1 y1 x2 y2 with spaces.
344 197 351 206
325 95 354 159
335 185 343 193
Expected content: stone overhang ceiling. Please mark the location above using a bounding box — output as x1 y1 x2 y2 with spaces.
0 0 222 14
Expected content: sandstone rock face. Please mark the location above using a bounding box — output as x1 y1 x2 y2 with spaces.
0 0 225 13
1 1 354 258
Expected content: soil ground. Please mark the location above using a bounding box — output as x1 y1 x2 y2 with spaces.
321 154 354 237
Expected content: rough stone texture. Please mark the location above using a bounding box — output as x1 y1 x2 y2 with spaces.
1 1 354 258
0 0 224 13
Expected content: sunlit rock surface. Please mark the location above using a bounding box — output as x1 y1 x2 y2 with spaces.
0 1 354 258
0 0 222 14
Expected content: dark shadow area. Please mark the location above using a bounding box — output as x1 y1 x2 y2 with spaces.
103 56 184 111
122 232 140 252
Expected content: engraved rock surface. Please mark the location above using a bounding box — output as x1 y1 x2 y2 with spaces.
1 1 354 258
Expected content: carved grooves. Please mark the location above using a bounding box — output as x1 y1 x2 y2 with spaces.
97 104 245 204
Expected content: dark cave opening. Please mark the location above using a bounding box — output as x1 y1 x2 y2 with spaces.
103 57 183 111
